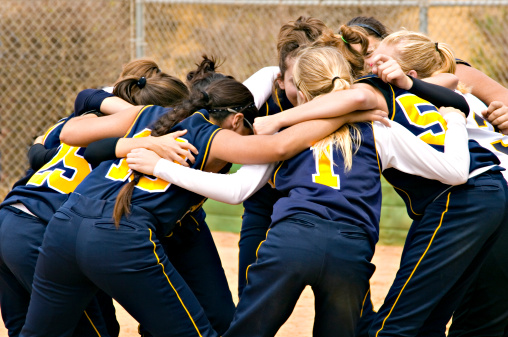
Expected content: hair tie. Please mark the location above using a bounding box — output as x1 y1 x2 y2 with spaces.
340 35 349 44
132 173 142 185
155 68 161 73
137 76 146 89
435 42 439 52
332 76 341 86
201 91 210 104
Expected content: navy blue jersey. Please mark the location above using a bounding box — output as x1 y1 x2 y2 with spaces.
243 89 291 216
358 76 501 219
74 105 226 236
270 122 382 246
1 117 86 222
257 89 293 117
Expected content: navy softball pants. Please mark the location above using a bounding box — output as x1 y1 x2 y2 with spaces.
0 206 112 337
224 213 375 337
139 213 235 336
19 193 217 337
447 197 508 337
238 184 280 298
368 171 508 337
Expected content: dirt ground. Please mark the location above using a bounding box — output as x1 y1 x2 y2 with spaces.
0 231 403 337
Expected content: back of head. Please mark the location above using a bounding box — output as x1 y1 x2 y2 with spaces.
314 26 369 79
119 59 161 79
186 55 232 94
346 16 390 39
113 58 189 107
293 45 361 172
277 16 330 80
151 75 258 138
293 46 352 102
381 30 456 78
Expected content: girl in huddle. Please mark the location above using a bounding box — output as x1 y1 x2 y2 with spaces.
126 43 471 336
238 15 327 298
372 30 508 337
0 59 188 337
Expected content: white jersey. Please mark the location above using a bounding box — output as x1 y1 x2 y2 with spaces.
462 92 508 181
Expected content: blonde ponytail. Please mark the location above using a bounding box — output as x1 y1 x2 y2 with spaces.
293 46 361 171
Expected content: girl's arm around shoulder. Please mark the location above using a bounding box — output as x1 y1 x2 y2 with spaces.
374 107 469 185
456 63 508 106
253 86 379 135
210 109 388 165
126 148 275 204
60 105 143 147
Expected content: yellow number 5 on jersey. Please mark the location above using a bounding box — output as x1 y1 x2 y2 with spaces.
397 93 447 146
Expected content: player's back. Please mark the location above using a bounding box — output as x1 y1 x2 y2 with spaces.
75 106 227 236
270 122 382 247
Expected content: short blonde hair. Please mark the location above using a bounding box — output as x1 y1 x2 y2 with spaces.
293 46 361 172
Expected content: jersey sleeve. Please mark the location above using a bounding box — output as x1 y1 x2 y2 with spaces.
74 89 114 116
408 76 470 116
243 67 279 110
374 113 470 185
153 160 275 204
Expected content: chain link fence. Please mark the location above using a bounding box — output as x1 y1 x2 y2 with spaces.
1 1 508 237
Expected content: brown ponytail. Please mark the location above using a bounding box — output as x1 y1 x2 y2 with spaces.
112 56 257 226
312 25 369 79
113 173 141 227
277 16 331 81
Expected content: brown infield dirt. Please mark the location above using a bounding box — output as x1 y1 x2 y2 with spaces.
0 232 403 337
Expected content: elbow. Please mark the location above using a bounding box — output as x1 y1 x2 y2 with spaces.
274 138 293 161
353 89 376 110
59 127 73 145
59 126 79 146
447 167 469 185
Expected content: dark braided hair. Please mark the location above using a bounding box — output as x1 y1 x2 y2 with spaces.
112 57 258 226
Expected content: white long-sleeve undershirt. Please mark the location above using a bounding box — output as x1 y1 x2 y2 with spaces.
153 112 469 204
242 66 279 110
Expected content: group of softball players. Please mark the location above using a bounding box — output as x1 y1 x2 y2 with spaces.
0 12 507 337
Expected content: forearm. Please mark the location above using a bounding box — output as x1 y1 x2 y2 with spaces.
60 106 141 146
115 137 156 158
153 161 275 204
422 73 459 90
28 144 58 171
100 97 135 115
456 63 508 106
274 88 376 129
211 116 349 165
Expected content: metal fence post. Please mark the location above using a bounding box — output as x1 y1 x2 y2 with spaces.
135 0 145 58
419 0 429 34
